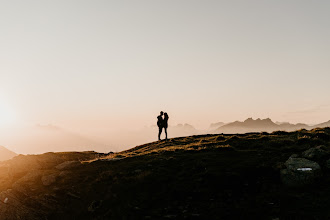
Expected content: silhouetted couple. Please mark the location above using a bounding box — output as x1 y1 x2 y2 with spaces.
157 111 169 141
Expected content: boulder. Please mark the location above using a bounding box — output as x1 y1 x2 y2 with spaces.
281 157 322 187
325 159 330 169
56 161 81 170
301 146 329 163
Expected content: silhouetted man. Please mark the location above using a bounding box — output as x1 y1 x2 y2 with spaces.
157 111 164 141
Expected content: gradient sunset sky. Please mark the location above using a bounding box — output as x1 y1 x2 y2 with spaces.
1 0 330 132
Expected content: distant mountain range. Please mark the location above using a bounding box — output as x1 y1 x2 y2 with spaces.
213 118 330 134
2 119 329 155
209 122 225 129
313 120 330 128
0 146 17 161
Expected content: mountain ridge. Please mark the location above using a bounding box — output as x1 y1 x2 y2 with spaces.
214 118 330 134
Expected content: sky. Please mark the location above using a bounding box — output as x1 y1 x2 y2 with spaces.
1 0 330 137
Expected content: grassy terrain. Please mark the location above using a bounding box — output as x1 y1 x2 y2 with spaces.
0 128 330 219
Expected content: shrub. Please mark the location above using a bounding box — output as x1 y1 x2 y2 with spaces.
272 130 289 135
215 135 226 142
314 132 330 141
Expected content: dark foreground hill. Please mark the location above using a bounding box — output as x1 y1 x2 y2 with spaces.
1 128 330 219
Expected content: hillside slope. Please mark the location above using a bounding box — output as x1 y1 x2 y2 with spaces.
0 128 330 219
0 146 17 161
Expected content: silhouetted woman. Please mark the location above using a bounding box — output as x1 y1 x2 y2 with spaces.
163 112 169 140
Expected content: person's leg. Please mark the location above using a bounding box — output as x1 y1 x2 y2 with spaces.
158 127 162 140
165 127 167 140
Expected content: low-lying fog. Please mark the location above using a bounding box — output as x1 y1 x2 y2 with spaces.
0 123 205 154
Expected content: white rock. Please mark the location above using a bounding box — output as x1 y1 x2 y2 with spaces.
297 168 312 171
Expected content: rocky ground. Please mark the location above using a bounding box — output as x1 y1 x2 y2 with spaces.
0 128 330 219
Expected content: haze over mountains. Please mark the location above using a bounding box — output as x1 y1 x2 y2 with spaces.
214 118 330 134
0 125 108 155
0 124 201 155
1 118 330 155
209 122 225 130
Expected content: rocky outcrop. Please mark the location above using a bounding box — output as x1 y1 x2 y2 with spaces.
301 146 329 163
281 157 322 187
